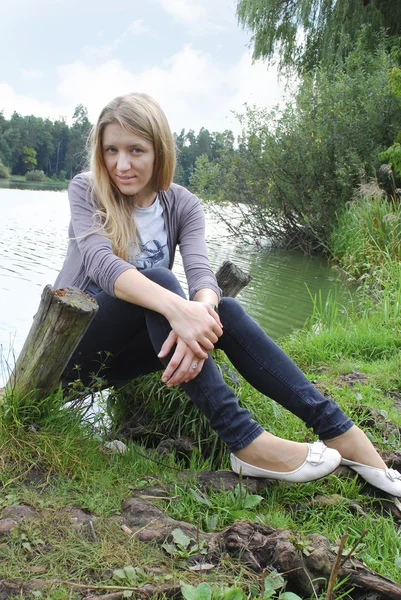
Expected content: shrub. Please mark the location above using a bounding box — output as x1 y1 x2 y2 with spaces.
192 37 401 252
25 169 46 182
0 163 10 178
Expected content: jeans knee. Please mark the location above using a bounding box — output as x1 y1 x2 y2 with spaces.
142 267 185 296
219 297 244 322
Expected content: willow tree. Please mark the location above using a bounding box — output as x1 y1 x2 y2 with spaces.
236 0 401 72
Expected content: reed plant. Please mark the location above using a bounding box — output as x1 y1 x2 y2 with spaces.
330 193 401 284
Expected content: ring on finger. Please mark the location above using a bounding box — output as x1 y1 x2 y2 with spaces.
191 362 198 369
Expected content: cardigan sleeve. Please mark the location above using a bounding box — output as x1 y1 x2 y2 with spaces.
68 174 135 297
176 189 221 301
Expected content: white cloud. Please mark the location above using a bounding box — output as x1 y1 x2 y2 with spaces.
55 60 136 121
227 53 289 115
128 19 150 35
21 68 43 80
81 19 153 61
158 0 205 23
54 45 222 131
0 83 61 119
81 44 114 61
1 45 288 136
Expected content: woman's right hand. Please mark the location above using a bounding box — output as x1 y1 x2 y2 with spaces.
165 299 223 359
158 331 206 386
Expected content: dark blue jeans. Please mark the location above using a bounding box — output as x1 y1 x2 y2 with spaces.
64 268 353 452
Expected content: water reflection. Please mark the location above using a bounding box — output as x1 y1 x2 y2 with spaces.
0 179 68 191
0 187 345 384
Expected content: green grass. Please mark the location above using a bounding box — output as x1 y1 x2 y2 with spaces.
331 195 401 277
2 343 401 593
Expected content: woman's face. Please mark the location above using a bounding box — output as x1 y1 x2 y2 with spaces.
102 122 156 203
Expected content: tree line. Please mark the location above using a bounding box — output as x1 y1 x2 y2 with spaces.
0 104 92 180
0 105 237 185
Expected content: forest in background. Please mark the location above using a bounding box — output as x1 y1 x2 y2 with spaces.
0 103 236 187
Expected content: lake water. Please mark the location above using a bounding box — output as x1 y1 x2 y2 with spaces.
0 185 345 385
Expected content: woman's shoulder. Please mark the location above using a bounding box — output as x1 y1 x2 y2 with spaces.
68 171 99 208
163 183 200 207
69 171 93 192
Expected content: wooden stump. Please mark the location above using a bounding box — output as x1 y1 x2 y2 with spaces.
7 286 98 400
215 260 252 298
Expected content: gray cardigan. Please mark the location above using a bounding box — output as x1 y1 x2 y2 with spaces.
54 172 221 300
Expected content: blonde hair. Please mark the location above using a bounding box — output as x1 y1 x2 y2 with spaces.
89 93 176 259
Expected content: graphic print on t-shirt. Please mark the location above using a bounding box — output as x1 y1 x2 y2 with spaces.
127 196 170 270
135 239 168 270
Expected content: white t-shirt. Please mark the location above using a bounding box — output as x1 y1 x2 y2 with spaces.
127 196 170 270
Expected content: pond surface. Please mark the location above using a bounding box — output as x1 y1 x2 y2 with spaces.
0 187 345 385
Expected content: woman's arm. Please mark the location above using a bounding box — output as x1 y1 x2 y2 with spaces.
175 190 221 302
157 285 220 387
193 288 219 307
70 177 221 364
68 174 136 295
114 269 222 359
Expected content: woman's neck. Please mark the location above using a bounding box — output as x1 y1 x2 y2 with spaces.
130 190 158 209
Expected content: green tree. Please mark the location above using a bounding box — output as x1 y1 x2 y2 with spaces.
22 146 37 172
65 104 92 178
236 0 401 72
50 118 70 176
193 39 401 251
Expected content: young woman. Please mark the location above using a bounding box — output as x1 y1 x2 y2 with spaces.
55 93 401 495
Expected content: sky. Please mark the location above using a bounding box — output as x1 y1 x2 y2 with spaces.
0 0 291 136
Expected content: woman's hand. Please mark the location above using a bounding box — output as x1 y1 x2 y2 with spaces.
165 300 222 360
158 331 206 386
114 271 221 359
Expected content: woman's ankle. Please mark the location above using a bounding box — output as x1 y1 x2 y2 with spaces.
324 425 386 469
234 431 308 472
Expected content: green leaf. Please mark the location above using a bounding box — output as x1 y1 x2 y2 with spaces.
230 509 254 520
264 571 285 594
123 566 138 583
22 542 32 552
206 513 219 531
189 488 212 507
123 592 134 598
195 582 212 600
181 583 198 600
113 568 128 581
223 587 245 600
162 543 178 555
280 593 303 600
172 528 192 549
243 494 264 508
395 556 401 567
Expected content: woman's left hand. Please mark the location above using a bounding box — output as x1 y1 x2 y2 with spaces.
159 331 206 386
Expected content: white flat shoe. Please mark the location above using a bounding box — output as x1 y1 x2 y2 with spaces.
230 441 341 483
341 458 401 497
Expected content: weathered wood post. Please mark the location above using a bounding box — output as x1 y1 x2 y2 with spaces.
6 286 98 400
215 260 252 298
